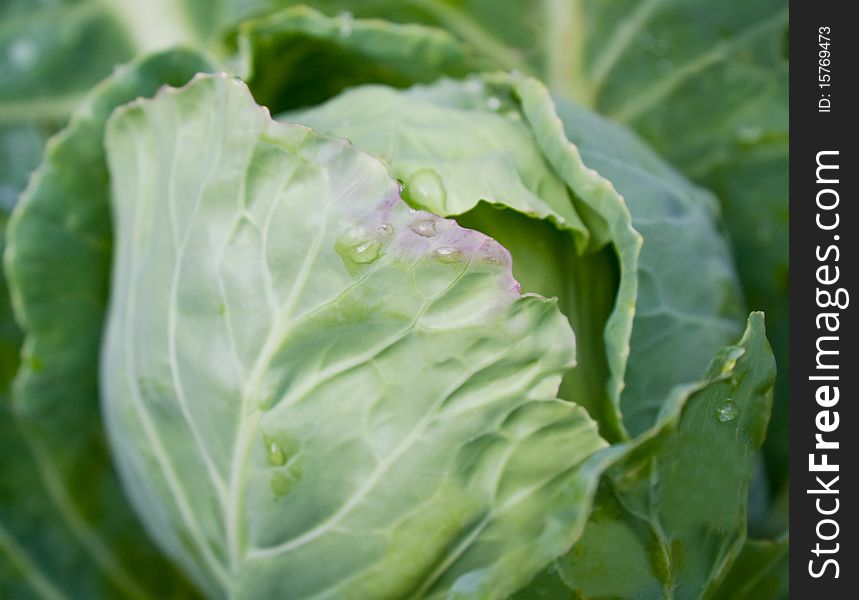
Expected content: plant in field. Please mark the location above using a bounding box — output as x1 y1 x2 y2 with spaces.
1 2 787 598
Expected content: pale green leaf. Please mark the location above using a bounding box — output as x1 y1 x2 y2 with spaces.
100 73 608 599
2 49 214 600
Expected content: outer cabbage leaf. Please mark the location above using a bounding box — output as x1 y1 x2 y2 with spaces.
707 142 788 495
2 49 214 600
565 0 790 495
0 0 133 216
244 0 560 83
291 74 743 438
515 313 776 598
0 123 50 213
229 5 487 113
0 0 134 123
0 0 297 215
100 73 610 599
549 95 745 435
0 0 282 216
0 212 17 386
709 535 788 600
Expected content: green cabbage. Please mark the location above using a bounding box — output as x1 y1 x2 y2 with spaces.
1 2 786 599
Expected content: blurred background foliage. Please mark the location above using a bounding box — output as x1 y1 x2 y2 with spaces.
1 0 787 597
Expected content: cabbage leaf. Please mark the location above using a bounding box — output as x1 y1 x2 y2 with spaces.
99 73 610 599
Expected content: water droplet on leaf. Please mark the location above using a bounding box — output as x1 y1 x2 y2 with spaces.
351 240 382 263
486 96 502 111
717 400 739 423
403 169 446 212
410 218 437 237
719 346 745 376
336 226 386 265
432 246 463 263
266 440 286 466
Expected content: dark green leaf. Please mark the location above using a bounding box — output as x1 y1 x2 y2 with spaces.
564 0 789 493
709 536 788 600
230 5 486 112
517 313 775 598
2 49 215 600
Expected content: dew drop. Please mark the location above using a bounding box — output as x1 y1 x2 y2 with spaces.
410 218 437 237
351 240 383 263
486 96 502 111
336 226 385 265
338 11 354 37
719 346 745 376
266 440 286 466
717 400 739 423
377 222 394 235
432 246 463 263
403 169 446 212
477 240 506 265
